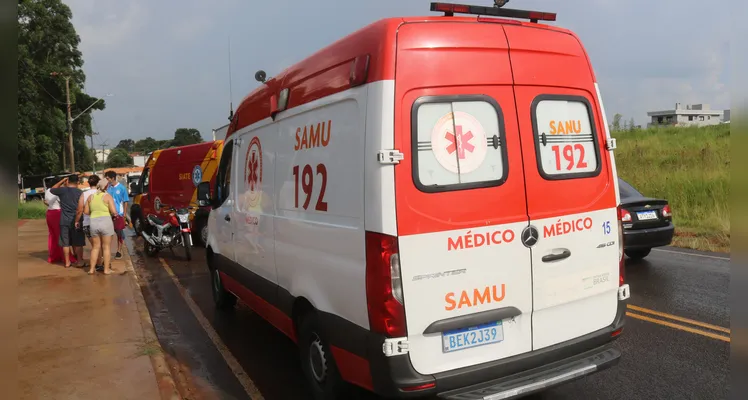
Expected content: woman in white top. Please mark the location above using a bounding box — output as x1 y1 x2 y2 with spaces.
44 177 69 264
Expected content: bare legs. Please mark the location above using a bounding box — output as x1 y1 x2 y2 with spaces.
88 236 101 275
102 235 114 274
63 246 71 267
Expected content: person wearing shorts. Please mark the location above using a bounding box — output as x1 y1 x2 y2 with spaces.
105 171 129 259
84 179 121 275
76 174 104 270
50 175 85 268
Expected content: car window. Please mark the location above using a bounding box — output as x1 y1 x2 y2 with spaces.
618 178 642 198
532 96 601 180
412 95 508 192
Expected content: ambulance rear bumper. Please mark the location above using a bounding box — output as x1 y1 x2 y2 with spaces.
366 299 626 398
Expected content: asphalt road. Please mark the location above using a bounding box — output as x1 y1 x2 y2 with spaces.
126 232 730 400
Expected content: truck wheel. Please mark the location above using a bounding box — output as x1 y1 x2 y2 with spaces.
298 313 350 400
625 248 651 260
211 267 236 310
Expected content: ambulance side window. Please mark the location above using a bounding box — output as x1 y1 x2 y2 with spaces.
412 95 508 192
215 140 234 205
531 95 601 180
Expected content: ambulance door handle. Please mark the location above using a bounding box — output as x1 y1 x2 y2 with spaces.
542 249 571 263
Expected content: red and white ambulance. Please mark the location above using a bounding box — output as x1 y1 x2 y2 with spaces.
197 3 630 399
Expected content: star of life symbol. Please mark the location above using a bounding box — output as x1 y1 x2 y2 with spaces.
244 136 263 208
247 151 259 191
431 111 488 174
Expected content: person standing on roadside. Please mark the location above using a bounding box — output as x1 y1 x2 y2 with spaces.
50 175 85 268
75 175 104 270
84 179 121 275
43 177 73 264
105 170 129 259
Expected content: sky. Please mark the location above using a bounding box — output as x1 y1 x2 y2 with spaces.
65 0 730 148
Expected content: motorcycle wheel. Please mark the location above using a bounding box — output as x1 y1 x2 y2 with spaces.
183 232 192 261
144 239 159 258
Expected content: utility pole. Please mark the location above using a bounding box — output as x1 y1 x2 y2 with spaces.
89 131 99 173
64 76 75 173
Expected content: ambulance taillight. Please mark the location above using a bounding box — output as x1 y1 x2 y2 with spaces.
617 206 625 285
365 231 406 338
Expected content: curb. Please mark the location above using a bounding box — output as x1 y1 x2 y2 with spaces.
123 244 183 400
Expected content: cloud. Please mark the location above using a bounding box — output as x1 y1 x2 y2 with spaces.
63 0 729 146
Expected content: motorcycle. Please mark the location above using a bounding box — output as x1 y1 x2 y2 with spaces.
141 204 194 261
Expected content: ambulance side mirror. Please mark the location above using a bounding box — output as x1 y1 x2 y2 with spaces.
197 182 211 207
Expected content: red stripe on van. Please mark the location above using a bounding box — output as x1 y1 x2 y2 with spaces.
329 346 374 391
220 272 297 342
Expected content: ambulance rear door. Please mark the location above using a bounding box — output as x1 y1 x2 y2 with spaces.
505 24 621 349
393 20 533 375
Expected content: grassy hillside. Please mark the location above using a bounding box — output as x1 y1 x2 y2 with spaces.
613 124 730 253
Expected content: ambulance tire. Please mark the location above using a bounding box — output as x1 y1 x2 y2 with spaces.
625 248 651 260
298 313 350 400
211 267 236 310
193 217 208 247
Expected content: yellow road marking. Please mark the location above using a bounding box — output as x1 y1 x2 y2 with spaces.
627 304 730 334
158 257 264 400
626 312 730 343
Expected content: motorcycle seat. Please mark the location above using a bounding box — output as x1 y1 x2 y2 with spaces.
148 214 166 226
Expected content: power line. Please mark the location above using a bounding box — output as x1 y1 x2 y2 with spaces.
18 59 67 104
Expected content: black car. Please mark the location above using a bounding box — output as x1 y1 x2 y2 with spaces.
618 178 674 260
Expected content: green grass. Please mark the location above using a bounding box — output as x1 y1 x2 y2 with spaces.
613 124 730 252
18 200 47 220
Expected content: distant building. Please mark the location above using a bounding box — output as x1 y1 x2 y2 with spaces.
212 123 230 141
647 103 725 128
129 153 147 167
94 148 111 163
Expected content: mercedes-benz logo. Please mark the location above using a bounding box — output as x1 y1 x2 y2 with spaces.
521 225 539 248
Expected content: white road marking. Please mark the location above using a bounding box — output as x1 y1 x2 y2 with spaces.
158 257 264 400
651 248 730 261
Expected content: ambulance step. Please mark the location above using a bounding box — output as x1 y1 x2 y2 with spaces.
438 345 620 400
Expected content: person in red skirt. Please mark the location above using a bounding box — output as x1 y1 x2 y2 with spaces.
43 177 76 264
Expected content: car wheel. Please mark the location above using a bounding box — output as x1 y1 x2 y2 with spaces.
625 248 651 260
298 313 350 400
211 267 236 310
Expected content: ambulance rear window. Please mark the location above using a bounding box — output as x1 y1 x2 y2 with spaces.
412 95 508 192
531 95 601 180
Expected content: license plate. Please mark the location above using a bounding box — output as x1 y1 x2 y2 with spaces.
442 321 504 353
637 210 658 221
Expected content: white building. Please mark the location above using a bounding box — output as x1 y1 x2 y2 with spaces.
212 123 230 141
132 155 147 167
647 103 726 128
94 148 111 163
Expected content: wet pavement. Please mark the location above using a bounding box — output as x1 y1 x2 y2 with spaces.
127 230 730 400
17 220 170 400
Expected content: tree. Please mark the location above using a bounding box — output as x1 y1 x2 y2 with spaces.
172 128 203 147
611 113 623 132
106 148 134 168
629 117 636 131
116 139 135 152
133 137 159 154
17 0 104 175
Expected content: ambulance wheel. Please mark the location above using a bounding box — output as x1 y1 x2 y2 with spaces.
298 313 349 400
211 267 236 310
193 218 208 247
625 248 651 260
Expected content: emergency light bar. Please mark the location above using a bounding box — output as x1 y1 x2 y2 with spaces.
430 2 556 22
